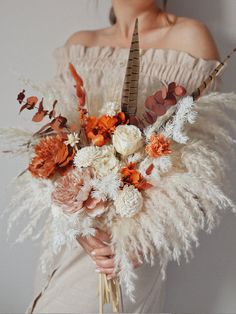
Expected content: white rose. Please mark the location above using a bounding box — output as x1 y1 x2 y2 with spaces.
93 145 120 177
94 153 120 177
112 125 143 156
114 185 143 218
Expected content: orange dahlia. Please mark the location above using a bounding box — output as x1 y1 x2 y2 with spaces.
145 134 171 158
29 134 75 179
121 163 152 191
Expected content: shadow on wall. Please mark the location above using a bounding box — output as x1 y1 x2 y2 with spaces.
164 0 236 313
168 0 236 92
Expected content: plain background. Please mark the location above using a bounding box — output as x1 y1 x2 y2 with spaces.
0 0 236 313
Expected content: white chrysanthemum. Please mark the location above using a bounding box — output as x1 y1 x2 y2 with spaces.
64 132 80 147
114 185 143 218
74 146 100 168
99 101 121 116
91 173 122 201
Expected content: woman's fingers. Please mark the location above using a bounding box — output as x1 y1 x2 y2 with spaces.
86 235 107 249
96 267 120 280
94 257 115 269
95 267 114 274
94 228 111 244
91 245 113 257
76 235 94 254
77 234 107 252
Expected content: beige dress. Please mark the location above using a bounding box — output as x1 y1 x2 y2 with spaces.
26 44 220 314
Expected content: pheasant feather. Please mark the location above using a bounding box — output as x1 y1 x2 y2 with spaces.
121 19 140 116
192 47 236 100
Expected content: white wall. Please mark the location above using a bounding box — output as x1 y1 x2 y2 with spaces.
0 0 236 313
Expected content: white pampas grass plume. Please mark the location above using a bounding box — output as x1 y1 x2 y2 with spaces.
163 96 196 143
2 171 54 242
0 128 36 156
91 173 121 201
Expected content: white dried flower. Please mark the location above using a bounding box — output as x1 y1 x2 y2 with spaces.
114 185 143 218
64 132 80 147
93 145 120 177
74 146 100 168
99 101 121 116
112 125 144 156
74 145 120 177
91 173 122 201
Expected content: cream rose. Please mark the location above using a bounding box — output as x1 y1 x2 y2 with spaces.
112 125 143 156
114 185 143 218
94 147 120 177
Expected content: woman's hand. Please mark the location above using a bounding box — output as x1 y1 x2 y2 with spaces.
77 228 143 280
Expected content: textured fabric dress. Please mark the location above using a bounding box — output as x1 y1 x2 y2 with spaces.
26 44 221 314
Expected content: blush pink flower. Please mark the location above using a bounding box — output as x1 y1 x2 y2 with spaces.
52 168 107 217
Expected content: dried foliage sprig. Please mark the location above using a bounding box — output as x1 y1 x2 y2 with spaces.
17 89 74 137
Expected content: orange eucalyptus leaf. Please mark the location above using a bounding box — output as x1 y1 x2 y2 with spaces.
32 110 48 122
27 96 38 106
69 63 84 86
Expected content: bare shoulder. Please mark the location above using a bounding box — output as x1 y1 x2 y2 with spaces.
64 30 98 48
64 28 112 48
168 16 220 61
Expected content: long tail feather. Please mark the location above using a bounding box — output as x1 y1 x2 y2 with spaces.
121 19 140 116
192 47 236 101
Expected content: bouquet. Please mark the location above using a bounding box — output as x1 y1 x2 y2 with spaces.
1 19 236 313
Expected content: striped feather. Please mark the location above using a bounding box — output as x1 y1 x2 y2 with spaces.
121 19 140 116
192 47 236 100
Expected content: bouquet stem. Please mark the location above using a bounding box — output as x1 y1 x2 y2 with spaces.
98 273 122 314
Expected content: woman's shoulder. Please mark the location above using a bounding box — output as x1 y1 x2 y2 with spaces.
64 26 114 48
64 15 220 61
167 16 220 60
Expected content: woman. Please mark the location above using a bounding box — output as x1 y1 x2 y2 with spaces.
27 0 221 313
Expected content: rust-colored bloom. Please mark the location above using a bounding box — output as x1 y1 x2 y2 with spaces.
84 112 127 147
29 134 75 179
145 134 171 158
121 163 152 191
52 168 107 217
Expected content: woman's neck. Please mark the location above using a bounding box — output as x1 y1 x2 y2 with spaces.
112 0 162 40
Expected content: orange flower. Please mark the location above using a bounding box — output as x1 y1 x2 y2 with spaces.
84 113 126 147
97 115 118 134
29 134 75 179
145 134 171 158
121 163 152 191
